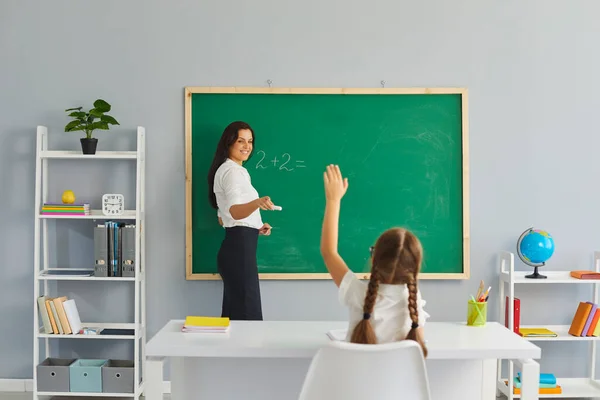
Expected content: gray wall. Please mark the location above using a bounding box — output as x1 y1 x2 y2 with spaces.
1 0 600 383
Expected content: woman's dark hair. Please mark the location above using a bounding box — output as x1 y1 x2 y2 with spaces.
207 121 255 209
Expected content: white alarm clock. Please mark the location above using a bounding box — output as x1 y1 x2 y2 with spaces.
102 194 124 216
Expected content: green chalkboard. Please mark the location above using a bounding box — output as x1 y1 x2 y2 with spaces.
185 87 469 280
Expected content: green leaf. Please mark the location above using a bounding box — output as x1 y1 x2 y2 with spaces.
68 111 87 119
65 107 82 112
65 120 83 132
89 109 104 117
93 99 111 113
90 121 109 130
101 114 120 125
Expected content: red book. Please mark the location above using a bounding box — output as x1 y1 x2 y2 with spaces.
505 296 520 334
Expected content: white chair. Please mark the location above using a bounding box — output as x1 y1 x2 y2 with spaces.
298 339 431 400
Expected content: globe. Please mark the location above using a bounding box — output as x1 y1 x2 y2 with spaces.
516 228 555 279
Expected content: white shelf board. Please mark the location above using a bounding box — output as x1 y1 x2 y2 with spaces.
519 325 600 341
37 268 136 281
500 270 600 284
40 150 137 159
37 390 138 398
39 210 136 220
498 377 600 398
37 323 138 339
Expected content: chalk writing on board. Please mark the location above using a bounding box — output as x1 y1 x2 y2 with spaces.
254 150 306 172
255 150 267 169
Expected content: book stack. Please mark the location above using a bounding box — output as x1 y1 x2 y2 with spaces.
94 222 136 278
37 295 82 335
181 316 230 333
568 301 600 337
41 202 90 216
512 373 561 395
571 270 600 279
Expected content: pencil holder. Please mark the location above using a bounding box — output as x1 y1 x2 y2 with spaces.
467 299 487 326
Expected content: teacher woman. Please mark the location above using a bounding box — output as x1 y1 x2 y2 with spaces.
207 121 275 321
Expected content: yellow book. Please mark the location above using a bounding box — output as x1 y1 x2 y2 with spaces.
519 328 557 337
505 380 562 395
593 319 600 337
184 316 229 327
513 385 562 395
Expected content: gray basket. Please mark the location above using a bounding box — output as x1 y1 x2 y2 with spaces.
36 358 76 392
102 359 134 393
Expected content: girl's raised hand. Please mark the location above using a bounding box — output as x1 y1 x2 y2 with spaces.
323 164 349 202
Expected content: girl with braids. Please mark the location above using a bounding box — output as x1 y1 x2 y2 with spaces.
320 164 430 357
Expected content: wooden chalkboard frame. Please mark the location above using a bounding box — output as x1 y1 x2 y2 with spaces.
185 86 470 280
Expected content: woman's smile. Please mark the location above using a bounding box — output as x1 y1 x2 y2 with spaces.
229 128 254 163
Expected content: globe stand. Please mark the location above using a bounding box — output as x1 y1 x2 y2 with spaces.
525 265 547 279
517 227 554 280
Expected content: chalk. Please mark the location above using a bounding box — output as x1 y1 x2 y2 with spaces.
272 205 282 211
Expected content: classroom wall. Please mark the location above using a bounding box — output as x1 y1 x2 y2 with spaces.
1 0 600 382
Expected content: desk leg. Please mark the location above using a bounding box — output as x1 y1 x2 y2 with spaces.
145 357 164 400
170 357 185 400
512 358 540 400
481 359 497 400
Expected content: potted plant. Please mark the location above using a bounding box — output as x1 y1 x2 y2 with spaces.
64 99 120 154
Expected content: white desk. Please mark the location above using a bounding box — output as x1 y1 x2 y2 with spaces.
145 320 541 400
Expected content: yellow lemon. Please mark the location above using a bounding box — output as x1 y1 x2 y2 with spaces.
62 190 76 204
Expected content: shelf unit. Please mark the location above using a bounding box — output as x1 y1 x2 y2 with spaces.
32 125 146 400
497 250 600 399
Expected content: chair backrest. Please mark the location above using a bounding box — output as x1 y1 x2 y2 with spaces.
298 339 431 400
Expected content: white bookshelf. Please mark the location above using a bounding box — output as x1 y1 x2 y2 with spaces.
39 209 137 220
37 269 139 282
497 250 600 399
39 150 138 159
32 125 146 400
36 391 141 397
38 323 139 340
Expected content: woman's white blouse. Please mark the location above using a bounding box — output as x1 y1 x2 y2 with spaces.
213 158 263 229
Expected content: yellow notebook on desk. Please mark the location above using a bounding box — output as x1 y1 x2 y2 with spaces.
182 316 230 333
519 328 557 337
184 316 230 327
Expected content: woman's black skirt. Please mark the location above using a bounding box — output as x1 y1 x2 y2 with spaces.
217 226 262 320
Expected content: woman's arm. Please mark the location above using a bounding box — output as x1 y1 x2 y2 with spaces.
219 169 275 220
320 165 350 287
229 196 274 220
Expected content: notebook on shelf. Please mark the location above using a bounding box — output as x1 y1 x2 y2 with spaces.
518 328 557 337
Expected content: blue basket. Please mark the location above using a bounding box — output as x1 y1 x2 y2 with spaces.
69 359 107 392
